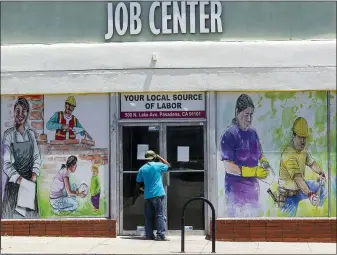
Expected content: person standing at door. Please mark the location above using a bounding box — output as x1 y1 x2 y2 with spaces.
2 97 41 218
136 150 171 241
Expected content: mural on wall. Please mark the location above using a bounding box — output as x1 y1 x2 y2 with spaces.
330 92 336 217
1 97 41 219
217 91 330 217
1 94 110 218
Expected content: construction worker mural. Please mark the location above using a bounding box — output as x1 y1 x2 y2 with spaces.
269 117 327 217
46 96 93 141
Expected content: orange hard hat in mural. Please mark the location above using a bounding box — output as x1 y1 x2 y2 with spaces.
292 117 309 137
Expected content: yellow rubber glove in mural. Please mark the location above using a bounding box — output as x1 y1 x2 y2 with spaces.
241 166 269 179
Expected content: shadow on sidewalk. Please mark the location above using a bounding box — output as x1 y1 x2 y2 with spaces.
119 236 148 240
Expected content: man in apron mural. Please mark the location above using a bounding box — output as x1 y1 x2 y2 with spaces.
46 96 93 141
2 97 41 218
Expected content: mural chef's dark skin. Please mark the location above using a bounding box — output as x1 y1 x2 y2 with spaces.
14 103 37 184
14 104 28 130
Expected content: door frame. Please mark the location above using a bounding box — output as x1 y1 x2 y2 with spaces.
162 122 207 236
118 120 207 236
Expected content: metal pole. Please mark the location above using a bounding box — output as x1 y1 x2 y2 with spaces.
211 203 216 253
181 197 216 253
181 213 185 252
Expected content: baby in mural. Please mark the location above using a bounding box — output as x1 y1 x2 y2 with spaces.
275 117 327 217
90 164 101 212
49 155 86 214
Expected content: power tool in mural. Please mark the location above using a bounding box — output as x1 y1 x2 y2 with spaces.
1 94 109 219
269 117 327 217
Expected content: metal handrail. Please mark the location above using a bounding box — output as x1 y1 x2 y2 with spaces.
181 197 216 253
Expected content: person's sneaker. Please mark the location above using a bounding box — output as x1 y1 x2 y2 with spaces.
155 236 170 241
145 235 155 240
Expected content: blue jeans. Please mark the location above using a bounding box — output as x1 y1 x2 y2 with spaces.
280 180 327 217
144 196 166 238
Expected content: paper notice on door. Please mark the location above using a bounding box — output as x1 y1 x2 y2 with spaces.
137 144 149 160
177 146 189 162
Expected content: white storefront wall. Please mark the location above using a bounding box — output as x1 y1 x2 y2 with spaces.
1 40 336 94
1 40 336 231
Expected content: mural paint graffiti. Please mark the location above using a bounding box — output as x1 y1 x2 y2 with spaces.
275 117 327 217
217 91 330 217
330 92 336 217
1 94 110 218
219 94 273 217
46 96 93 141
1 97 41 219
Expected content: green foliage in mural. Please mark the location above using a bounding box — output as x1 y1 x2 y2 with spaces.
37 167 106 218
258 91 328 217
330 92 336 217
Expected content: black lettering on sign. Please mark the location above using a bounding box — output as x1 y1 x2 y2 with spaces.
147 94 170 101
157 103 182 109
172 94 203 101
124 95 144 101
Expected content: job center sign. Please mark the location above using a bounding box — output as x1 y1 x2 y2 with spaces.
105 1 223 39
120 92 205 119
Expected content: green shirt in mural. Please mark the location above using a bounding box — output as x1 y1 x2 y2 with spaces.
90 176 101 196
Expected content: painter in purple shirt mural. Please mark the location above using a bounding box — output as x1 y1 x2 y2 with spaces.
220 94 271 217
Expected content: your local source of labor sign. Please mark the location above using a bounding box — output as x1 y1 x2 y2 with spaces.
120 92 206 119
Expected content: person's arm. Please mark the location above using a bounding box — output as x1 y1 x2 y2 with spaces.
46 112 62 131
30 130 41 182
220 131 267 178
156 155 171 169
64 176 79 197
75 118 93 140
136 170 144 191
306 151 324 175
75 118 85 136
2 130 21 184
220 130 241 175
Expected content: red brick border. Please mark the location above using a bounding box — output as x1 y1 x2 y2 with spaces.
1 219 116 238
211 218 336 242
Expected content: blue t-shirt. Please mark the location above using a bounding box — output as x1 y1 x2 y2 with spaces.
136 162 169 199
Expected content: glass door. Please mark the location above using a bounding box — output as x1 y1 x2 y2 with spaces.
120 122 206 236
164 123 206 234
120 124 162 234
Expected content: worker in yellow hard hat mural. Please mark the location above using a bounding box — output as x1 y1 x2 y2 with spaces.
275 117 327 216
46 96 93 141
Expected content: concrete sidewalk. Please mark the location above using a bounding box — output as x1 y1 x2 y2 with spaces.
1 235 336 254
